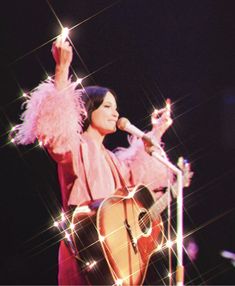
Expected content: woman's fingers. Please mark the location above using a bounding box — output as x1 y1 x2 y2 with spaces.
152 109 172 129
51 39 72 66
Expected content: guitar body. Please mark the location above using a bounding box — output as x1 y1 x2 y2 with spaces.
71 185 164 285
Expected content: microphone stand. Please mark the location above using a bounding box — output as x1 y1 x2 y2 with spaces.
148 142 184 286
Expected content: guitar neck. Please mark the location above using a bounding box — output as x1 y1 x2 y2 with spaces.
149 191 171 219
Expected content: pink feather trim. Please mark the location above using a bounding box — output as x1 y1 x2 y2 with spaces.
114 135 174 190
15 79 85 153
114 135 143 161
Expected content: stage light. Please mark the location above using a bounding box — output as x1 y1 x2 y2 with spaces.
99 235 105 242
61 212 66 222
115 278 123 286
53 221 59 228
186 240 199 261
70 223 75 230
221 250 235 260
61 27 69 42
64 231 71 241
166 240 173 248
126 189 135 198
88 260 97 269
156 244 162 251
76 77 83 85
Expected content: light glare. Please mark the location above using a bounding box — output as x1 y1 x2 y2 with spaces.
115 278 123 286
65 231 71 241
61 212 66 221
156 244 162 251
53 221 59 227
61 27 69 42
76 77 83 85
166 240 173 248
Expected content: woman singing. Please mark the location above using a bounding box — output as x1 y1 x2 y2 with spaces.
15 37 181 285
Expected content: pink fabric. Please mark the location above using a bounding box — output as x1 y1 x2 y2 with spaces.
52 132 172 210
51 133 173 285
114 136 173 190
14 79 85 154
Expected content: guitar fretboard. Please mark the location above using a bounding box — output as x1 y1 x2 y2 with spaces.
149 191 172 219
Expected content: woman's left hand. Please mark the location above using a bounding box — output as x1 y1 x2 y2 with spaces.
151 98 173 143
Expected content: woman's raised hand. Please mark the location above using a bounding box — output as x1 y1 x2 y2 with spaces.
151 98 173 142
52 36 73 90
52 36 73 68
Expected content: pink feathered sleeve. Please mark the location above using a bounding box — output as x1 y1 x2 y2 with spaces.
114 135 174 191
14 79 85 160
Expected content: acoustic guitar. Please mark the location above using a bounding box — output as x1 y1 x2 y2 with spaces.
71 159 192 285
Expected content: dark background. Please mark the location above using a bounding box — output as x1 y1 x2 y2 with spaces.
0 0 235 285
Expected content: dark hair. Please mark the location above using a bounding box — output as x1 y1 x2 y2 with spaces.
82 86 118 131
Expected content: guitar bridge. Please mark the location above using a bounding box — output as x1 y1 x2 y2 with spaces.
124 219 138 254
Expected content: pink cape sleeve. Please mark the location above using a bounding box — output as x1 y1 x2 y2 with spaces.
114 135 174 191
14 79 85 156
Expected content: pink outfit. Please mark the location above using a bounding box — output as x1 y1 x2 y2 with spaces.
15 80 173 285
50 132 171 210
54 133 171 285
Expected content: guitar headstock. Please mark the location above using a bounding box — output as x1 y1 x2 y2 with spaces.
177 156 194 188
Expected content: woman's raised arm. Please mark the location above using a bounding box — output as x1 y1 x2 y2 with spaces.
14 36 85 162
52 37 73 90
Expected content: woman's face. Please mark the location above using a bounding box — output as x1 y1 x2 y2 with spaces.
90 92 119 135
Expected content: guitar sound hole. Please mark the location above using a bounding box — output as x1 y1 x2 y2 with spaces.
138 211 151 234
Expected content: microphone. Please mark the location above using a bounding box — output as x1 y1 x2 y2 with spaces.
117 117 155 146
